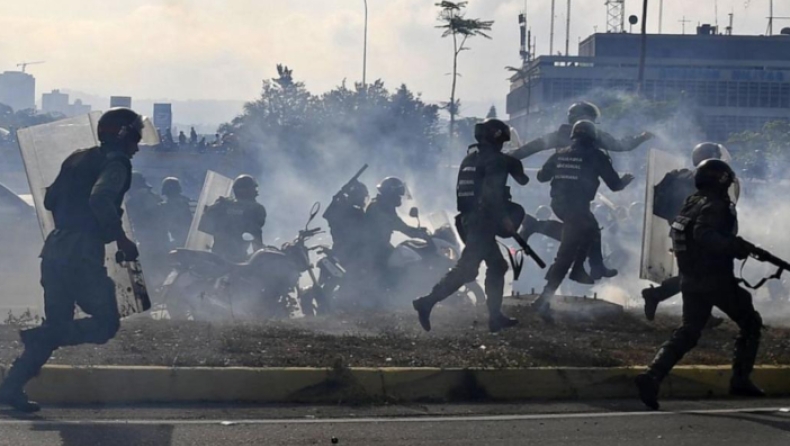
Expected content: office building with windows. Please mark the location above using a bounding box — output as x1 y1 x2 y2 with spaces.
507 27 790 141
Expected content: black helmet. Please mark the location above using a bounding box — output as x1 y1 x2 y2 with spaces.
233 174 259 199
568 101 601 124
130 171 150 190
376 177 406 198
571 120 598 142
161 177 182 197
694 159 735 192
474 119 511 146
346 180 369 207
97 107 144 145
692 142 727 167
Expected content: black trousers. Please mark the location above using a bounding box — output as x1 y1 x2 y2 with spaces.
1 257 120 393
426 214 508 317
541 201 598 294
519 212 607 271
648 279 762 381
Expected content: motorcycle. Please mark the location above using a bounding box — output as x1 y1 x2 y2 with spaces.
161 203 329 321
386 208 485 306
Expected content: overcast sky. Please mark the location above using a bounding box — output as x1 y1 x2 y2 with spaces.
1 0 785 118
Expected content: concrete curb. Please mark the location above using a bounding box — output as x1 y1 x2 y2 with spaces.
1 365 789 405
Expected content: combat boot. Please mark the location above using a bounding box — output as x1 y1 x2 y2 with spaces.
489 313 518 333
641 286 660 321
0 388 40 413
569 264 595 285
730 376 765 397
590 265 618 280
635 373 661 410
413 296 436 332
531 293 555 324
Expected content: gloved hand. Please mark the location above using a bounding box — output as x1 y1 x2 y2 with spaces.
116 235 140 262
733 237 755 260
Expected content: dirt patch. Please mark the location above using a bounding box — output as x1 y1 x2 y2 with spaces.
0 305 789 369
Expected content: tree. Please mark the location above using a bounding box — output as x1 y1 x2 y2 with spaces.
220 66 443 174
727 120 790 179
486 105 497 119
435 1 493 146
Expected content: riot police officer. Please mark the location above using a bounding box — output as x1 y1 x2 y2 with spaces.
126 172 168 255
0 108 143 412
413 119 529 333
642 142 727 320
511 101 652 279
509 101 654 159
159 177 193 249
636 159 764 410
364 177 429 277
323 179 369 266
201 175 267 262
532 120 634 322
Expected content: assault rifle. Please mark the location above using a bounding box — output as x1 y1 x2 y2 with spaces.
338 164 368 196
739 245 790 290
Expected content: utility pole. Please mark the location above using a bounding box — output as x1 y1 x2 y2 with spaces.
768 0 773 36
679 16 691 35
659 0 663 33
565 0 571 56
637 0 649 95
363 0 368 86
550 0 556 55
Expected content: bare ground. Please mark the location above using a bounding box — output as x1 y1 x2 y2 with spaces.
0 304 789 369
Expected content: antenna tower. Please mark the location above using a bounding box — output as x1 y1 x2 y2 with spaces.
606 0 625 33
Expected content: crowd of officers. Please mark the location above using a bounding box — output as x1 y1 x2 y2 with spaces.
0 104 774 413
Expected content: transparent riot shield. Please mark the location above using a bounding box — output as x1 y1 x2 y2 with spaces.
16 113 151 317
640 149 686 283
184 171 234 251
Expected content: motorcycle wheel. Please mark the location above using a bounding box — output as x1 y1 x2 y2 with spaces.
452 282 485 307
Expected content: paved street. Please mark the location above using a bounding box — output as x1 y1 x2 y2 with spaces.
0 398 788 445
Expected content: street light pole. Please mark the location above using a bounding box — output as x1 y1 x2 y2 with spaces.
637 0 648 95
363 0 368 86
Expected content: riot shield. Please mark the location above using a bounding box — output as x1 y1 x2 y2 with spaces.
16 113 151 317
184 171 234 251
640 149 685 283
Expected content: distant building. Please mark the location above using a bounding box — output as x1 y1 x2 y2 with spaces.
110 96 132 109
507 27 790 141
71 99 91 116
41 90 92 117
153 103 173 133
0 71 36 111
41 90 70 116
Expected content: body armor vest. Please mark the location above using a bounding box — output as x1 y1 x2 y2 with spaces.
671 193 738 277
44 146 131 241
456 147 484 213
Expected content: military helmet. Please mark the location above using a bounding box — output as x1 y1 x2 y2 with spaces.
568 101 601 124
376 177 407 198
694 159 735 192
97 107 144 145
233 174 259 199
346 180 369 207
474 119 512 146
161 177 182 197
692 142 728 167
571 120 598 142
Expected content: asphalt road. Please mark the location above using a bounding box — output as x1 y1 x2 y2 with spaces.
0 398 788 445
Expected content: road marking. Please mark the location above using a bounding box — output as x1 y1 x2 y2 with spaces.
0 407 787 426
